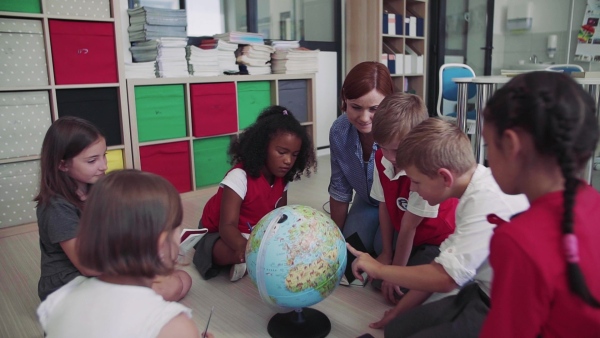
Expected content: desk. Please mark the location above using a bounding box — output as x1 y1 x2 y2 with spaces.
453 75 600 183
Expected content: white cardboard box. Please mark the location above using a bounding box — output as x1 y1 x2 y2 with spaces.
0 160 39 228
46 0 111 18
0 18 48 87
0 91 51 160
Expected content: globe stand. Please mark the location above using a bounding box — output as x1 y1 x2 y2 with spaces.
267 308 331 338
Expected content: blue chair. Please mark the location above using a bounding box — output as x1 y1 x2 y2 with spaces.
545 64 584 74
436 63 477 134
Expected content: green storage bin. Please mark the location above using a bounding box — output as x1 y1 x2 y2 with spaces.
193 136 232 188
237 81 272 129
0 0 41 13
135 85 187 142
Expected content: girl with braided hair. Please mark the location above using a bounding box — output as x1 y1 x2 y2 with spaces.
480 71 600 337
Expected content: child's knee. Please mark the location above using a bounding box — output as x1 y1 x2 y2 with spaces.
175 270 192 298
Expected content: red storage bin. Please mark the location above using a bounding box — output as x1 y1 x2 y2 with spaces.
190 82 238 137
140 141 192 193
49 20 118 85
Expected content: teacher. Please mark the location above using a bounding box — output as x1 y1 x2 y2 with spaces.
328 61 394 253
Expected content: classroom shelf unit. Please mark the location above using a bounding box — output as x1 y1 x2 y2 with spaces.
346 0 428 99
0 0 131 228
126 74 317 194
0 0 319 228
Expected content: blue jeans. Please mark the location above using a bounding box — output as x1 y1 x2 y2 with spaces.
341 195 380 254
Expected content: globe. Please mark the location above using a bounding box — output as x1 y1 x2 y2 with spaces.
245 205 347 338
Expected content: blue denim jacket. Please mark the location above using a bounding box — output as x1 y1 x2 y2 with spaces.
328 114 378 206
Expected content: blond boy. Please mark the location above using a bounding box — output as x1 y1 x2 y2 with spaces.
370 94 458 304
349 118 528 337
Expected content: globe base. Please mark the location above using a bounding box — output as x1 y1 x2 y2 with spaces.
267 308 331 338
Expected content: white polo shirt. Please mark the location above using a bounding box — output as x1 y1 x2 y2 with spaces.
370 155 439 218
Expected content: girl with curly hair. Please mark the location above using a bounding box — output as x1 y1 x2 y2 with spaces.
193 105 317 282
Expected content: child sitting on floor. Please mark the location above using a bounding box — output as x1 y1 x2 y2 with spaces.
370 93 458 304
35 116 190 302
37 170 211 338
193 105 317 281
480 71 600 337
348 118 528 338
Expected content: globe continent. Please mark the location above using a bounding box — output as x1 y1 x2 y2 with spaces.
245 205 347 309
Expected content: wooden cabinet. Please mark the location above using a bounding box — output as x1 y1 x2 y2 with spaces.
346 0 428 99
0 0 130 228
0 0 318 228
126 74 317 193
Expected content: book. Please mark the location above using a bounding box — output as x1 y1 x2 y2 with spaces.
340 232 369 287
405 45 423 74
180 228 208 254
387 13 396 35
383 42 402 75
213 32 264 45
127 6 187 27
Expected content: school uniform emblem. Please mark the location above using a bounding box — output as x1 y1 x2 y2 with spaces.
396 197 408 211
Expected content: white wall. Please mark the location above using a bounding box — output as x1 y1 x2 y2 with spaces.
492 0 577 74
315 52 338 154
186 0 224 36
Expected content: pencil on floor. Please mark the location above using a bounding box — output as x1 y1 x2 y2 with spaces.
202 306 214 338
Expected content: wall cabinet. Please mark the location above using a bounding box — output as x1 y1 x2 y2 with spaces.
126 74 316 193
346 0 428 99
0 0 130 228
0 0 318 228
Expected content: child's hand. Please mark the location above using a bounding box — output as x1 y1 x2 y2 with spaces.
346 243 382 281
380 280 404 304
234 246 246 263
369 306 402 329
234 236 248 263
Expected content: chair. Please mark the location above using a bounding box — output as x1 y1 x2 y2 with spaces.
437 63 478 134
545 64 584 74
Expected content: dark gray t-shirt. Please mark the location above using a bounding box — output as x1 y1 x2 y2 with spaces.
37 195 81 300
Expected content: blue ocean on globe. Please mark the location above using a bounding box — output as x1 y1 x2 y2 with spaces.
245 205 347 309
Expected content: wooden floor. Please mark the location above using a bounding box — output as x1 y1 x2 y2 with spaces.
0 154 388 338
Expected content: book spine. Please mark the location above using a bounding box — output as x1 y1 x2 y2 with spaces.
416 17 424 37
380 53 388 65
409 16 417 37
388 13 396 35
404 52 412 75
396 15 403 35
395 54 403 75
387 53 396 74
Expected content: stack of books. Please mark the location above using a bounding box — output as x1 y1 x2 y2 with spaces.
130 39 159 63
155 37 189 78
213 31 264 45
127 7 187 42
200 38 238 73
271 47 319 74
124 61 156 79
186 45 220 77
236 44 274 75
